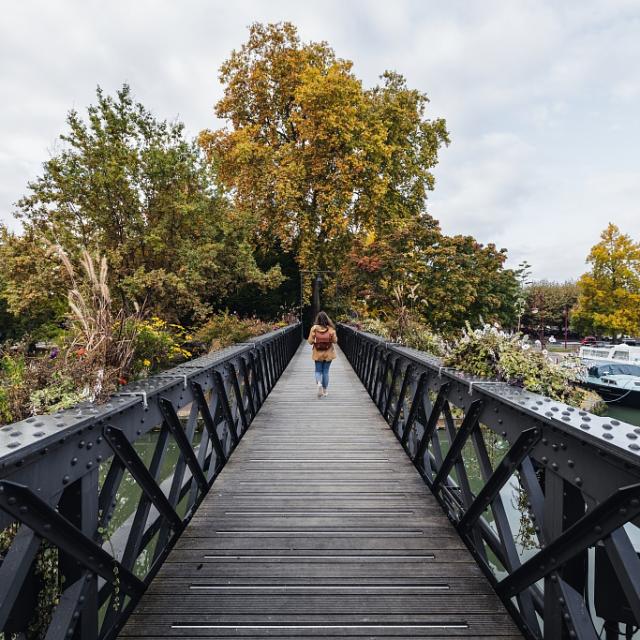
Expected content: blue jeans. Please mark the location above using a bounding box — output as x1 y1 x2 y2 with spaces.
315 360 332 388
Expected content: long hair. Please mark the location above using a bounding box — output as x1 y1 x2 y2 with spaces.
315 310 335 329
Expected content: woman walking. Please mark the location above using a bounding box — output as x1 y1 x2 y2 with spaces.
307 311 338 397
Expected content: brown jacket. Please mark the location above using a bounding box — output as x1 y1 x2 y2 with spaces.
307 325 338 361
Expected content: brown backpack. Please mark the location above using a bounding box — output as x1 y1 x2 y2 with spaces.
314 328 333 351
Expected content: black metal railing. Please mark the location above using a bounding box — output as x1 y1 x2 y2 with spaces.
0 323 301 640
338 323 640 640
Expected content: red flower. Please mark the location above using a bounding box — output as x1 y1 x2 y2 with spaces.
76 348 87 357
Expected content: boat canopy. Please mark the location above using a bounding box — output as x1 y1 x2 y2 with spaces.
587 363 640 378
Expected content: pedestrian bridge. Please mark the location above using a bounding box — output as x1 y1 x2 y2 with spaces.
1 323 639 640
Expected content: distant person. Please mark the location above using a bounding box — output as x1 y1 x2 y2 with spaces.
307 311 338 397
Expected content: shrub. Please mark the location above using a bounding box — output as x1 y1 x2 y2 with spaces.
444 323 586 406
396 321 448 357
194 312 279 351
54 247 140 401
130 316 194 376
0 248 144 426
351 315 595 409
352 317 392 339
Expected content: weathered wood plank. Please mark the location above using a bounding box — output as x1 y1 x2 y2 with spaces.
118 345 521 639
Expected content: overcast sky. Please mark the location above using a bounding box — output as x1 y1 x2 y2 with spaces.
1 0 639 280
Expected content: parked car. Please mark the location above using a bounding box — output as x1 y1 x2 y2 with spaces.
580 336 597 345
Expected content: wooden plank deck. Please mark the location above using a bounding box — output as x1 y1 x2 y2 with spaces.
119 344 522 639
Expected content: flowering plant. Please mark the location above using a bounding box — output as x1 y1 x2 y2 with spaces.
444 323 588 406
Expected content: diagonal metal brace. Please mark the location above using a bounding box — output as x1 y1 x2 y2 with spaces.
103 425 182 531
213 370 239 446
498 482 640 599
432 399 485 493
159 398 209 494
412 381 449 461
391 364 414 436
603 528 640 625
0 481 144 597
400 365 427 447
458 426 541 533
191 381 227 469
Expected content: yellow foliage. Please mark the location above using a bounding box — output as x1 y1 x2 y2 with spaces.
573 223 640 336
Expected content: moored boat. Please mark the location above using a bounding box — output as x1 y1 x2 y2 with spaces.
579 362 640 408
579 343 640 366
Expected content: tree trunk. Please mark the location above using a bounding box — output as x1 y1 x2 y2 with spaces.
311 275 322 324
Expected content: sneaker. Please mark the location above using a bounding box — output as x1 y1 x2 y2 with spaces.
323 389 329 397
317 382 323 398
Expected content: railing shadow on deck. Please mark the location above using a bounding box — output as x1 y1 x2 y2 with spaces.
0 323 301 640
337 323 640 640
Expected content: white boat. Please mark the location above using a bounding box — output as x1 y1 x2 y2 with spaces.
578 343 640 407
579 343 640 366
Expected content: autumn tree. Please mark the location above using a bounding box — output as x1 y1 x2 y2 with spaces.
340 216 518 333
200 22 449 301
572 223 640 336
9 85 282 328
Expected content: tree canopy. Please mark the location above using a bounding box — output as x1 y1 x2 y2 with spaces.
521 280 579 332
572 223 640 337
3 85 282 328
1 23 522 340
200 21 517 332
200 23 449 280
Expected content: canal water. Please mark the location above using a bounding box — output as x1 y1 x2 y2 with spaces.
604 404 640 427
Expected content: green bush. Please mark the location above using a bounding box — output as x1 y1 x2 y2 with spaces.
130 316 194 377
398 322 448 357
194 312 280 351
444 323 586 406
29 370 87 415
351 316 595 409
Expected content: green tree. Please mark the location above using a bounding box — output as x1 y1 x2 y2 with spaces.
11 85 281 327
521 280 579 332
200 22 449 299
0 226 68 339
572 223 640 336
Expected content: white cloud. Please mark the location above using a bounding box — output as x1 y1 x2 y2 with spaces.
1 0 639 280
